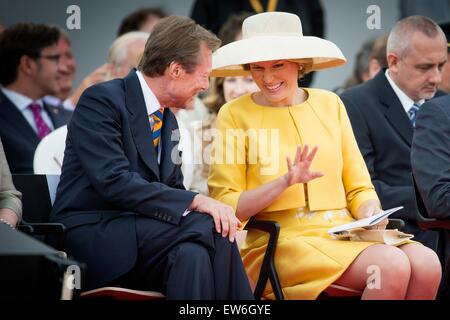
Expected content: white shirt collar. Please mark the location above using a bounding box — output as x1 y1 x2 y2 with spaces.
136 70 161 116
0 87 43 111
385 69 424 113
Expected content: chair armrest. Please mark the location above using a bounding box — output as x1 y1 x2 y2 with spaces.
245 219 284 300
418 219 450 231
17 223 34 234
19 221 66 251
387 218 405 230
24 222 66 235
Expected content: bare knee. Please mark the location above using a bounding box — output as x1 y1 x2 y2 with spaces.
401 244 442 298
369 246 411 296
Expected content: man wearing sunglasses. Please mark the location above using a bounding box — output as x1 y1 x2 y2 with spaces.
0 23 72 173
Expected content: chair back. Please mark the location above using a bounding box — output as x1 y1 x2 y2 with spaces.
33 125 67 174
12 174 60 223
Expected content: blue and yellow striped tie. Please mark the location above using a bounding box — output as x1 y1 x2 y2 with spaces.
408 103 420 127
151 108 164 148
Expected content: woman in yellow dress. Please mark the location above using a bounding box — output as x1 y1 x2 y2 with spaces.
208 12 442 299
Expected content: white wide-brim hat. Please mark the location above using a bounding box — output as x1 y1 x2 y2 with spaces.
211 12 346 77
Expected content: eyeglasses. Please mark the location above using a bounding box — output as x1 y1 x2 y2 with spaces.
33 53 61 64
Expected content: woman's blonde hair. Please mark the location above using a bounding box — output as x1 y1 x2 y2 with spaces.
203 12 251 115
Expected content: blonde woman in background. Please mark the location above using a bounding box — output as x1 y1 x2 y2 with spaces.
189 12 259 194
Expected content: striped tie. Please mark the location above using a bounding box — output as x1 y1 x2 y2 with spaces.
408 103 420 127
151 108 164 148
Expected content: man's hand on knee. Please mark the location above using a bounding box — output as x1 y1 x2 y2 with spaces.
188 194 242 243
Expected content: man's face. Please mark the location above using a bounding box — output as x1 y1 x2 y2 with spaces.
438 52 450 93
388 31 447 101
32 44 62 96
57 37 76 95
168 42 211 109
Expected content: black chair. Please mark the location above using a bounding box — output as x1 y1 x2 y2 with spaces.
244 219 284 300
12 174 65 250
412 175 450 299
0 216 84 300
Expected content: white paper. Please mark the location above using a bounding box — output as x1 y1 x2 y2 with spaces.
328 206 404 235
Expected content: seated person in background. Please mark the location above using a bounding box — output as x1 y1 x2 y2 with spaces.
43 29 77 110
0 23 73 173
0 138 22 229
335 34 388 94
106 31 150 80
340 16 448 251
411 94 450 219
189 12 259 194
50 16 253 299
117 7 167 36
209 12 441 300
44 29 111 110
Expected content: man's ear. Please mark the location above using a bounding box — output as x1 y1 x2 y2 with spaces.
387 52 400 74
168 61 185 79
18 55 37 77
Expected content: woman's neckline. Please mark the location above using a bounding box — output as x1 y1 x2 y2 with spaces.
250 88 310 108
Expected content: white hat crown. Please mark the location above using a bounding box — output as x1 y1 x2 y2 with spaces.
243 12 303 38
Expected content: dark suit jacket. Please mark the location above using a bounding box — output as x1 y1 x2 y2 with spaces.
340 70 444 249
0 91 72 173
50 71 197 289
412 94 450 219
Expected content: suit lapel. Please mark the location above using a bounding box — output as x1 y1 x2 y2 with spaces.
374 72 414 146
124 71 160 179
0 91 40 143
44 102 65 128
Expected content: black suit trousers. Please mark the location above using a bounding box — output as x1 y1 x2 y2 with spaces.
112 212 253 300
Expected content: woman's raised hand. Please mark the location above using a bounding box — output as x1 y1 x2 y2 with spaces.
284 145 324 186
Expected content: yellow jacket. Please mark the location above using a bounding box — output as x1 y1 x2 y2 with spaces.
208 88 378 219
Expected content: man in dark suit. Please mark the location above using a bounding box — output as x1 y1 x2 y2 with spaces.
340 16 448 250
0 23 72 173
50 16 253 299
411 94 450 219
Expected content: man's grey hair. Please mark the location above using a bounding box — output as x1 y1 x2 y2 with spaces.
108 31 150 66
387 15 445 58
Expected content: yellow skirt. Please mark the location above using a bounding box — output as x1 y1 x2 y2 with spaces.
240 207 378 300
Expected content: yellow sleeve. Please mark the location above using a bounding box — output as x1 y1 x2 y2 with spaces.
338 96 379 218
208 104 247 212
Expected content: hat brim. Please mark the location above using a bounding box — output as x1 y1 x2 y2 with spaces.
211 36 346 77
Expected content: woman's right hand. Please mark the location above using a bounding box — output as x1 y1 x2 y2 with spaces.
284 144 324 186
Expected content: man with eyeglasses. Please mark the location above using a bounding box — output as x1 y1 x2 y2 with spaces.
0 23 72 173
340 16 448 252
